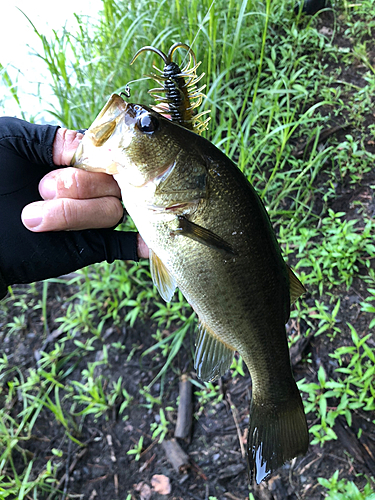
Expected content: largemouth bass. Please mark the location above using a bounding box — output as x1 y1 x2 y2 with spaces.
72 94 309 483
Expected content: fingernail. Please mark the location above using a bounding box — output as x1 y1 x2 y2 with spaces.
22 205 43 228
39 177 56 199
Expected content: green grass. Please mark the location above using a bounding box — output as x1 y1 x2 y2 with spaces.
298 326 375 445
319 471 375 500
1 0 375 496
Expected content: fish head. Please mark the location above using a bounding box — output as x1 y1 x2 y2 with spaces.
72 93 184 186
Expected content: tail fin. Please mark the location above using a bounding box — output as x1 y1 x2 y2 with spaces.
247 390 308 484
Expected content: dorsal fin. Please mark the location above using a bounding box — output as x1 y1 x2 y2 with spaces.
287 265 306 304
150 249 176 302
194 322 235 382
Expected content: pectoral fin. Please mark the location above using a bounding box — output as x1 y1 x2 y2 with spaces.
173 216 236 257
287 265 306 304
194 322 235 382
150 249 176 302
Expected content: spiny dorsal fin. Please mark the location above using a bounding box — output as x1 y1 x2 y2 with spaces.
194 322 235 382
150 249 176 302
287 265 306 304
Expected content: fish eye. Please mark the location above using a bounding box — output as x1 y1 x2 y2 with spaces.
137 113 159 134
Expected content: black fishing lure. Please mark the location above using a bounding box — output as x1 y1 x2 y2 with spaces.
130 42 209 134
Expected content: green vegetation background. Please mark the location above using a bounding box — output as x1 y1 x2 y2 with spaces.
0 0 374 498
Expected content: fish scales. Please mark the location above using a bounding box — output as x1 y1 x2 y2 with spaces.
72 94 309 485
155 154 289 359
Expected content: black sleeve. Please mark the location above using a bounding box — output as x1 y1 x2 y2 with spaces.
0 116 58 160
0 117 138 300
0 116 57 299
0 271 6 300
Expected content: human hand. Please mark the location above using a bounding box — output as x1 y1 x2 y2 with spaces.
0 117 148 299
22 129 122 229
24 128 149 258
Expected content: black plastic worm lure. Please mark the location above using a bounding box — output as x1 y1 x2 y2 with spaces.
130 42 210 134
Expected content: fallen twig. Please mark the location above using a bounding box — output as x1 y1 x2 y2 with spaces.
61 439 72 500
293 123 351 160
162 438 190 473
226 393 246 458
175 373 193 441
140 438 159 458
106 434 117 463
47 447 87 500
114 473 119 498
139 453 156 473
224 492 245 500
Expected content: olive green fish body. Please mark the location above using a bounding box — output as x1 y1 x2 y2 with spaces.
72 94 309 484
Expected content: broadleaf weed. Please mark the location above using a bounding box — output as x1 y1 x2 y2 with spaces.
298 324 375 445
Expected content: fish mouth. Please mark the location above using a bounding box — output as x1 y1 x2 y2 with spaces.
94 94 152 123
89 95 149 144
98 93 128 118
81 94 130 149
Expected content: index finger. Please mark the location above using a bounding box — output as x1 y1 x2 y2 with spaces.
39 167 121 200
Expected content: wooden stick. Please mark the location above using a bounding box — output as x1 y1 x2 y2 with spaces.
293 123 351 160
174 373 193 441
162 438 190 473
47 448 87 500
226 393 246 458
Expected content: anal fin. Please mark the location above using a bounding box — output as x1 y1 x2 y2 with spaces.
194 322 235 382
150 249 176 302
